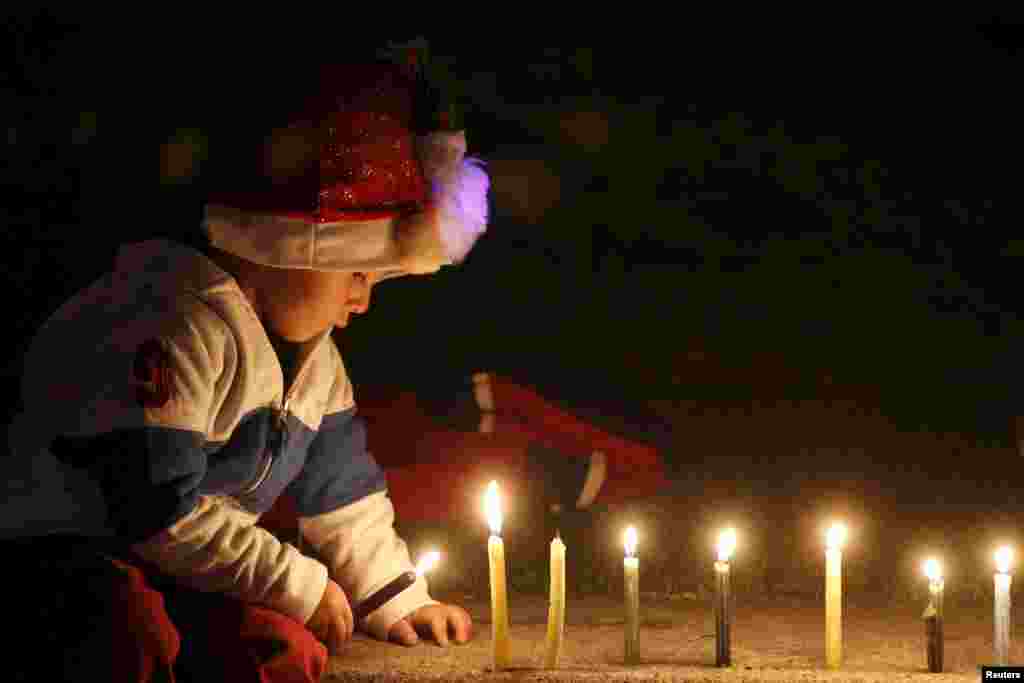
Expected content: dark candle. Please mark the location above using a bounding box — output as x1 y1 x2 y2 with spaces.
353 570 417 622
922 559 944 674
715 529 737 668
715 559 732 667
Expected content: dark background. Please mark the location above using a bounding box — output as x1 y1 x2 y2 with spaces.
6 17 1024 598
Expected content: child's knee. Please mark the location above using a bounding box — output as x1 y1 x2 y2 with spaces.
238 606 328 682
104 558 181 677
18 551 181 682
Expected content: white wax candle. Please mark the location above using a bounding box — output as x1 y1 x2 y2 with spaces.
996 572 1012 666
624 526 639 665
543 534 566 668
995 546 1013 666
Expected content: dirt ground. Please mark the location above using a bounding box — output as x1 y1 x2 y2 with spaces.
325 593 1015 682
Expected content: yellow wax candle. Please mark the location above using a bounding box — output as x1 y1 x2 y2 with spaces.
543 533 566 668
624 526 640 665
485 482 510 670
825 523 846 670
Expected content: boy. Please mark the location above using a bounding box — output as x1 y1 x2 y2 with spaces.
4 58 486 681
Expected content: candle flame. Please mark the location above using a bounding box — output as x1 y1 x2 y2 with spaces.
923 557 942 581
485 481 502 535
415 550 441 577
826 522 847 550
624 526 638 557
717 528 737 562
996 546 1014 574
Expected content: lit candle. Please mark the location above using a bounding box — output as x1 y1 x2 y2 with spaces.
922 558 944 673
995 546 1013 666
543 532 566 668
624 526 640 665
485 481 510 671
715 528 737 667
353 550 442 621
825 522 847 669
416 550 441 577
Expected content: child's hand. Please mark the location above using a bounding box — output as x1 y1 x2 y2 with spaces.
306 579 353 654
388 603 473 647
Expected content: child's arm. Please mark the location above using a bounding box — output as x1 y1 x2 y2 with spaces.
287 342 438 642
132 495 329 623
120 310 330 626
297 487 436 641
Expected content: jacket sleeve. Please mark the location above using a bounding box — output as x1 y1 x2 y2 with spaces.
126 310 328 625
290 342 437 641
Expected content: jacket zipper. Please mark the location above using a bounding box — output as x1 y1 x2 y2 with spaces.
240 398 290 496
240 350 314 496
239 329 330 497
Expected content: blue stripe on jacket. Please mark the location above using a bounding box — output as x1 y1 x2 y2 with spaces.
51 428 206 543
48 405 386 541
286 407 387 518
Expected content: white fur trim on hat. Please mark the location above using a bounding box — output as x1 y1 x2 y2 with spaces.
204 203 446 276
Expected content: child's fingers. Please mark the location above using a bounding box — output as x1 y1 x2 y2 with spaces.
426 612 450 647
449 607 473 644
329 623 348 655
389 618 420 646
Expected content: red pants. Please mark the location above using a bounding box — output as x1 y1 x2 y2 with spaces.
8 535 327 683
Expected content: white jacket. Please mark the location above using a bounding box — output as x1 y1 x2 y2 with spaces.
8 239 433 639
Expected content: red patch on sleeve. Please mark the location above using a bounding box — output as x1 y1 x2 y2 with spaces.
133 339 175 408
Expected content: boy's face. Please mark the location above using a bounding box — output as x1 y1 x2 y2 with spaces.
259 268 378 342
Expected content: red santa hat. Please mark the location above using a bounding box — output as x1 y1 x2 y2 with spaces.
202 61 488 277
